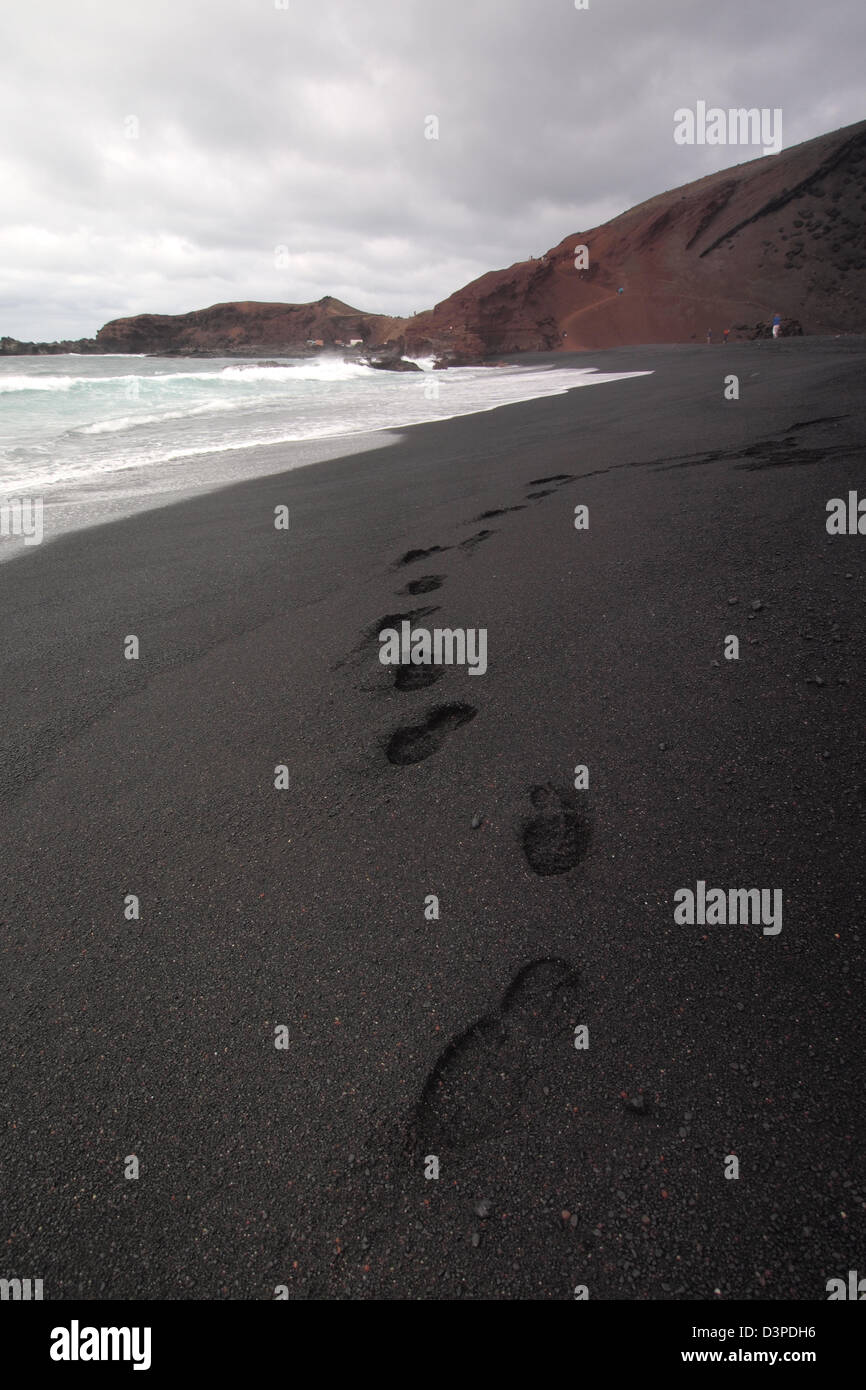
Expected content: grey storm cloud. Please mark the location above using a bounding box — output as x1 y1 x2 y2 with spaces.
1 0 863 339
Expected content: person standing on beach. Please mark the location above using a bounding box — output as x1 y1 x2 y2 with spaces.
772 313 782 339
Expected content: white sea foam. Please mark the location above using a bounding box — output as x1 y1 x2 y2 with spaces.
0 374 81 392
0 372 161 391
75 398 244 433
0 358 376 392
0 355 652 507
217 358 374 382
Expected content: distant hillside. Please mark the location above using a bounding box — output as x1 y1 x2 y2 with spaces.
0 296 402 358
401 118 866 357
94 296 402 355
3 119 864 359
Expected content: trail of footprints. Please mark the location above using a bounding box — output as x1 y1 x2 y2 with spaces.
341 467 593 1160
381 469 577 763
373 431 847 1167
330 424 854 1268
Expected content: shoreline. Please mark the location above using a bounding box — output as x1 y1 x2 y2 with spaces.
0 350 654 562
3 336 859 565
1 337 864 1299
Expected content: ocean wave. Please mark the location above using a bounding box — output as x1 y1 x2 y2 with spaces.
0 364 653 495
0 372 154 392
217 358 374 382
74 398 245 434
0 418 397 489
0 357 375 392
0 375 81 392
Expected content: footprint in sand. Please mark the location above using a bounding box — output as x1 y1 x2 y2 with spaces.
459 529 496 551
400 575 444 595
521 783 591 875
334 606 440 672
378 594 447 688
395 545 450 567
393 665 443 692
364 606 439 642
407 957 581 1154
385 702 477 765
472 506 525 520
525 473 575 499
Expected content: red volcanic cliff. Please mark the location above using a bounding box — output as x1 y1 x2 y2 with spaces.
401 118 866 357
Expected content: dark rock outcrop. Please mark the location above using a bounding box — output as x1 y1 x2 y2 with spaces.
0 336 99 356
749 317 805 338
363 337 421 370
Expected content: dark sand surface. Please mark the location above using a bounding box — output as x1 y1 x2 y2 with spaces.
1 339 864 1300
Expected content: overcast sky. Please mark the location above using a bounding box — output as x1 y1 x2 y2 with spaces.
1 0 863 340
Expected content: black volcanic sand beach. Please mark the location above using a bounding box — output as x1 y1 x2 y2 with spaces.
1 339 865 1301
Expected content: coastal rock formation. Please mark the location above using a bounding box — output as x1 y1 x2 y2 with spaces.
363 336 422 370
366 357 422 371
92 296 402 357
0 335 99 356
401 118 866 356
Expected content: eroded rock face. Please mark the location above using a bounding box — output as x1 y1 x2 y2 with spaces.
401 118 866 356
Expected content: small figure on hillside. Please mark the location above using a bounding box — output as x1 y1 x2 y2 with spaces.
772 312 782 339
